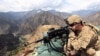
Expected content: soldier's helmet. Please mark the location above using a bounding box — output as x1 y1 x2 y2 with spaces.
65 15 82 25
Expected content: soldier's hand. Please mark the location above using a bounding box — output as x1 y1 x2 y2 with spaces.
70 50 76 56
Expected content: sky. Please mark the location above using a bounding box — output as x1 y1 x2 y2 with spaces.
0 0 100 12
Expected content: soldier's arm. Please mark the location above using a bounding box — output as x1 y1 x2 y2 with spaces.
70 28 96 50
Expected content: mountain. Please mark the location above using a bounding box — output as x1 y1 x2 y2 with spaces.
22 9 42 20
0 9 99 35
72 10 96 17
19 11 67 35
0 9 70 35
48 10 71 18
24 9 71 19
0 13 18 34
0 12 27 20
0 11 29 35
84 11 100 25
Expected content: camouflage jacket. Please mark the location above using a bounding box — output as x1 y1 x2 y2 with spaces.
67 23 100 51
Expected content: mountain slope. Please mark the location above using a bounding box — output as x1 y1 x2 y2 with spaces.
0 11 29 35
84 11 100 25
0 13 19 34
19 11 67 35
48 10 71 18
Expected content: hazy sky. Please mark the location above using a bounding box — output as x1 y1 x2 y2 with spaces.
0 0 100 12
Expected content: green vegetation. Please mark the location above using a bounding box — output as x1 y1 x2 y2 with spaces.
8 35 28 56
9 46 24 56
0 36 27 56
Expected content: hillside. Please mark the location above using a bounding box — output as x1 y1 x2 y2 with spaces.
0 12 29 35
19 11 66 35
1 10 100 35
48 10 71 18
0 15 18 35
84 11 100 25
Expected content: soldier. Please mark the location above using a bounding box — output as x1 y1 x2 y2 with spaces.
64 15 100 56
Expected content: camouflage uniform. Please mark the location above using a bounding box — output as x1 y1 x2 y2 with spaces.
64 15 100 56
